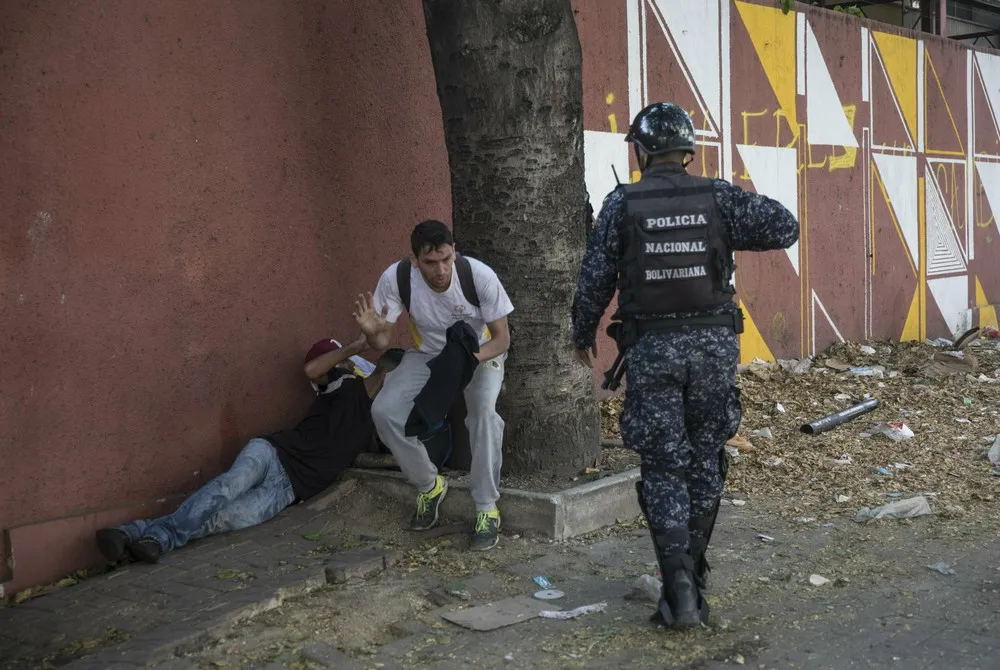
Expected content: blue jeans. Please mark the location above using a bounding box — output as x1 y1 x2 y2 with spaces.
120 438 295 553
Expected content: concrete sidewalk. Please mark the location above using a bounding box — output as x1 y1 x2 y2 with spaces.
0 494 365 670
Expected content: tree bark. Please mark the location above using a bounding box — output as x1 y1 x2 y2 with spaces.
422 0 600 476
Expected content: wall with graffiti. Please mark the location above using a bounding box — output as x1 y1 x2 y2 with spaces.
578 0 1000 363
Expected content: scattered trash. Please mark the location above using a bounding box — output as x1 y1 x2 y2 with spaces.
859 345 877 355
927 337 954 347
809 574 831 586
725 445 741 458
988 437 1000 466
539 602 607 620
835 494 851 503
776 403 786 413
850 365 885 378
822 522 835 528
733 654 746 665
794 516 817 524
534 589 565 600
763 457 784 467
726 435 755 453
927 562 956 575
871 422 915 441
751 427 774 439
533 576 554 589
875 467 893 476
801 398 880 435
834 393 852 402
627 574 661 604
584 467 600 475
855 495 932 521
889 462 912 470
984 326 1000 339
954 417 971 423
731 499 747 507
941 350 966 360
963 397 973 405
504 653 515 662
834 454 853 465
758 534 775 543
825 358 852 372
777 357 813 374
442 596 553 631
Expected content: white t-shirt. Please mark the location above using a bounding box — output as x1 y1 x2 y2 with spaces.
373 256 514 356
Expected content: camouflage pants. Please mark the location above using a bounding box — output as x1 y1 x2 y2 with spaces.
620 327 741 552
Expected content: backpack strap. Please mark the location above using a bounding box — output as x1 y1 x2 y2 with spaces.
396 258 411 313
454 254 480 308
398 254 480 311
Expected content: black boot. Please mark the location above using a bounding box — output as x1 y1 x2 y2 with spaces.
650 530 709 628
635 482 709 629
688 513 714 590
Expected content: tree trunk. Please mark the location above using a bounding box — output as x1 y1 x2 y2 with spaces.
422 0 600 476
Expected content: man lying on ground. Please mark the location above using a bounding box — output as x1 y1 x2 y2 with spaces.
95 337 401 565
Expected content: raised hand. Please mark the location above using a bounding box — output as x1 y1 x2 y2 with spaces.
353 292 388 338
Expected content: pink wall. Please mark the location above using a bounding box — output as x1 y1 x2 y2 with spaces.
0 0 449 594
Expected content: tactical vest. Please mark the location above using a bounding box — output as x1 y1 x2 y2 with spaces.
617 164 734 318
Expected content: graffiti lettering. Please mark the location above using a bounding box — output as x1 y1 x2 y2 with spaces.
740 105 859 177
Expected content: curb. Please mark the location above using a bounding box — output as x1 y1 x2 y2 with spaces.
344 467 642 541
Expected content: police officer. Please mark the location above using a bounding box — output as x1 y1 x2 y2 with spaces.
571 102 799 628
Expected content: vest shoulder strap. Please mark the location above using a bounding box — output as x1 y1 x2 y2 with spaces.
395 254 480 312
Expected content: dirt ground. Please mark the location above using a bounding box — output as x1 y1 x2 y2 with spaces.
169 485 1000 669
169 335 1000 669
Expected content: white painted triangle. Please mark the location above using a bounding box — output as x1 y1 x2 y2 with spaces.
975 53 1000 141
736 144 800 275
928 275 970 338
975 161 1000 238
584 130 631 217
925 171 966 276
806 23 858 148
872 153 919 268
651 0 721 132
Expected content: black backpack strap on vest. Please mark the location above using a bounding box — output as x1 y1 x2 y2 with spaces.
395 254 480 313
454 254 480 308
396 257 412 313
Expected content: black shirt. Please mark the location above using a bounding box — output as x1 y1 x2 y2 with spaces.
267 369 374 501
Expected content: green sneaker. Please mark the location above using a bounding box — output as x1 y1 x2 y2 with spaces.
411 476 447 530
470 508 501 551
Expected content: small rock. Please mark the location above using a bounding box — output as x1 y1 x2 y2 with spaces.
809 574 831 586
733 654 746 665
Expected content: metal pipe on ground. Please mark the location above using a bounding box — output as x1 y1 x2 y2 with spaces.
800 398 880 435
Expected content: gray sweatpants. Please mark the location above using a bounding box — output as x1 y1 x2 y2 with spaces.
372 350 505 512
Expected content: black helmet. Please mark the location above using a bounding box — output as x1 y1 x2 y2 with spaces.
625 102 696 156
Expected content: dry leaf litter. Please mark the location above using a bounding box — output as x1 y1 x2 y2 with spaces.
601 335 1000 521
